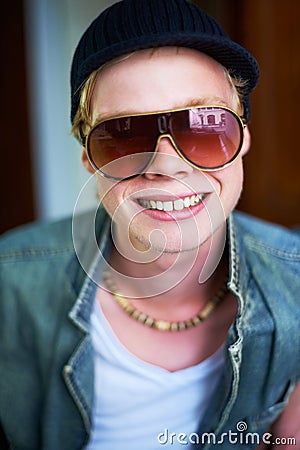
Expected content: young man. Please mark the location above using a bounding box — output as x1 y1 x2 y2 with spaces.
0 1 299 449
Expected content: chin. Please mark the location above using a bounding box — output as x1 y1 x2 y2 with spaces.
132 226 210 256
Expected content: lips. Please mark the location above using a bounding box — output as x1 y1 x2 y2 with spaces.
136 193 206 212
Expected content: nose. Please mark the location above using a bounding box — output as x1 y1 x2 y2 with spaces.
143 135 194 180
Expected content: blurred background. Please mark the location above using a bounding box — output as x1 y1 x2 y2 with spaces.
0 0 299 234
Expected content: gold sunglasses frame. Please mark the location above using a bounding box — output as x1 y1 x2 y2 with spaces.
84 105 246 181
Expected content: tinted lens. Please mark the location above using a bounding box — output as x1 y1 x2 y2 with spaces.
171 107 243 169
87 116 158 179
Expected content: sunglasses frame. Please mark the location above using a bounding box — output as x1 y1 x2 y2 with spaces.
84 105 246 181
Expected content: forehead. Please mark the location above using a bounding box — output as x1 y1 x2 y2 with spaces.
91 47 233 121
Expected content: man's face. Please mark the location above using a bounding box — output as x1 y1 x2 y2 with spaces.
82 47 250 256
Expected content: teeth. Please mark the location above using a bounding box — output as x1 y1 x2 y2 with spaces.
174 199 184 211
156 201 163 210
190 195 197 206
163 201 173 212
183 197 190 208
138 194 205 212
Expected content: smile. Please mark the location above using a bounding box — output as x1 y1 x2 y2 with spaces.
137 193 206 212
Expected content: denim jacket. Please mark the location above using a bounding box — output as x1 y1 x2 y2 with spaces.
0 209 299 450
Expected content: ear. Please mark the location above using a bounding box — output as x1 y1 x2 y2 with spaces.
81 149 96 174
241 125 251 157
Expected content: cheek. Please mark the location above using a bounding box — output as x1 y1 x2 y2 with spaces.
96 178 124 218
217 160 244 215
99 192 118 219
96 178 138 224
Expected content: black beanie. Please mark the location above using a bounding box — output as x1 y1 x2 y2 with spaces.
70 0 259 123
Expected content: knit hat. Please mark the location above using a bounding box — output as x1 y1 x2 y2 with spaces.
70 0 259 123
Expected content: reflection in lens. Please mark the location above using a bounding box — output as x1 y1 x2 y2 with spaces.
172 108 242 169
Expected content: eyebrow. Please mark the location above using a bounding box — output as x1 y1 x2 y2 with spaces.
180 96 229 108
93 96 230 124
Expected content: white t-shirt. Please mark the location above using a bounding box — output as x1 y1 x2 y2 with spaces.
87 302 225 450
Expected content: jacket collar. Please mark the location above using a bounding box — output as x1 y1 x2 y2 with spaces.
227 212 251 316
68 207 111 333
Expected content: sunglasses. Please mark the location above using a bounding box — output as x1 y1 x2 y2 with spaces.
84 105 246 181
